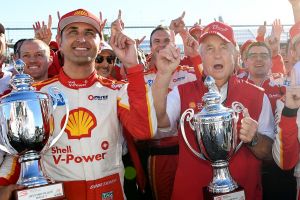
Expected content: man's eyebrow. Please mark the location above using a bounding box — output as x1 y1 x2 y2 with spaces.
65 26 78 31
20 49 46 54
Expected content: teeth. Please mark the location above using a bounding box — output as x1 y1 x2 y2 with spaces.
75 47 87 50
101 68 108 72
28 66 39 69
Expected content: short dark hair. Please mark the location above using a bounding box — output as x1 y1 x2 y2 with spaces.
13 39 26 56
0 23 5 34
150 25 170 47
246 41 272 58
17 38 50 58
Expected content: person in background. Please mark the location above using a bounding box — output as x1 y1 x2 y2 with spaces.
140 12 201 199
243 41 296 199
272 2 300 198
18 38 52 82
243 41 285 113
95 41 117 79
188 20 203 42
272 75 300 200
49 41 59 52
238 20 286 78
33 15 64 78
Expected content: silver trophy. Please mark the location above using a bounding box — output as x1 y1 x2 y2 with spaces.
180 76 245 197
0 59 69 199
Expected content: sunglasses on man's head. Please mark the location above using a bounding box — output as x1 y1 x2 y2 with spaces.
95 55 116 64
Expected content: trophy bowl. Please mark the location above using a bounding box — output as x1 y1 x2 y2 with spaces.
181 76 245 196
0 59 69 199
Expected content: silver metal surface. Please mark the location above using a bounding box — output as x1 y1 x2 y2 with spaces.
0 59 69 187
180 76 245 194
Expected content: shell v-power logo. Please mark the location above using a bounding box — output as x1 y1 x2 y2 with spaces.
61 107 97 139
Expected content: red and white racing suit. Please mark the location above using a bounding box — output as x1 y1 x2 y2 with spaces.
239 72 286 114
272 99 300 199
0 65 157 200
143 63 197 199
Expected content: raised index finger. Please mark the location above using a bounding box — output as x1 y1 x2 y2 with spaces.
118 9 122 20
99 11 103 21
48 15 52 29
139 35 146 44
180 11 185 19
170 30 176 46
57 11 61 20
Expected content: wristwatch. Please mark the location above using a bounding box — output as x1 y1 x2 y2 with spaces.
248 134 258 147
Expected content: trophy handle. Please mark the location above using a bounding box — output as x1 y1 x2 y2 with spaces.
47 87 70 148
0 143 12 154
180 108 204 159
231 101 245 153
0 110 16 155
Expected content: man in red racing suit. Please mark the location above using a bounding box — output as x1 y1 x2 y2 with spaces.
0 9 157 200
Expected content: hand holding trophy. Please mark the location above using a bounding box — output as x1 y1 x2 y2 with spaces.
0 59 69 200
180 76 246 200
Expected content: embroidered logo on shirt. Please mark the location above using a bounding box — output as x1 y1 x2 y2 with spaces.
67 80 88 88
88 95 108 101
48 86 65 106
111 83 123 90
147 79 154 87
189 102 196 109
173 76 185 82
51 141 108 165
61 107 97 139
102 191 113 200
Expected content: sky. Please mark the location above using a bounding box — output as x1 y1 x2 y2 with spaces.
0 0 296 43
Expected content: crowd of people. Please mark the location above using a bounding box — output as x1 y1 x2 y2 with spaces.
0 0 300 199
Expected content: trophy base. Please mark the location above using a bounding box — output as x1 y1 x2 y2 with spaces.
13 182 65 200
203 186 245 200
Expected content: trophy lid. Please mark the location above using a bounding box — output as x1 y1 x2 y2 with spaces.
10 59 34 91
198 76 233 121
0 59 49 103
202 76 221 108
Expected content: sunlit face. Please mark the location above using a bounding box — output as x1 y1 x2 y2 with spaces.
200 35 236 87
150 30 171 53
245 45 272 79
57 22 101 66
20 40 52 81
95 51 115 77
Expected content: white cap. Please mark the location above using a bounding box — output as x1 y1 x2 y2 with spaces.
100 41 114 55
